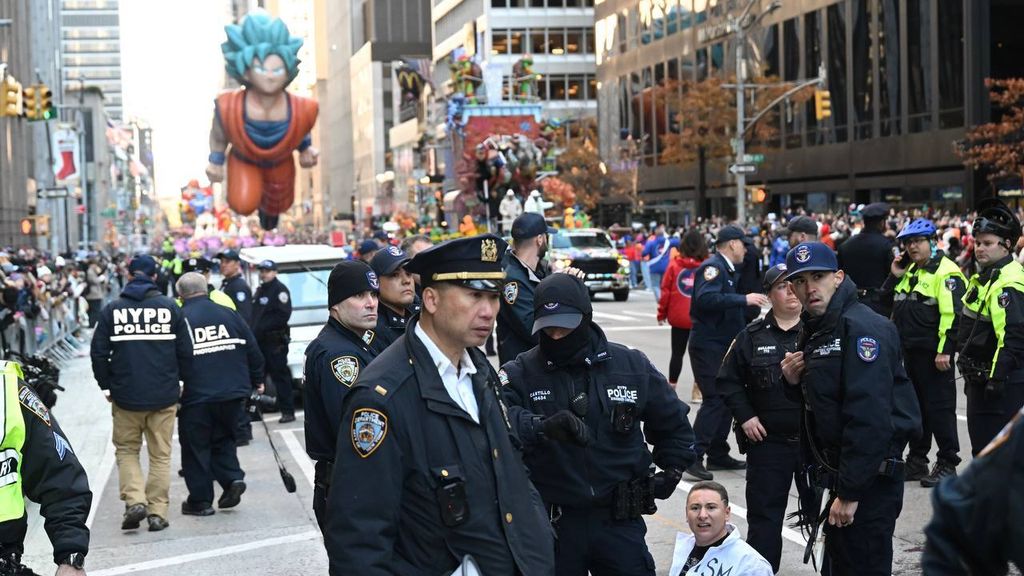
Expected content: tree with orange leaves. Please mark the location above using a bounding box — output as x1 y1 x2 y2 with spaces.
957 78 1024 183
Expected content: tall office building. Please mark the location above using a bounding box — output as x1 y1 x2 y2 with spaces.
61 0 123 121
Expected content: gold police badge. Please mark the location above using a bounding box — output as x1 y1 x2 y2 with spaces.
481 238 498 262
331 356 360 387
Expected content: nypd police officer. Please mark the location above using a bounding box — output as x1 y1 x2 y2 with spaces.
497 212 552 364
780 242 921 575
369 246 415 350
326 234 555 576
718 264 809 572
217 250 253 323
501 273 695 575
837 202 895 317
0 361 91 575
250 260 295 423
688 225 769 480
303 260 381 532
180 257 236 311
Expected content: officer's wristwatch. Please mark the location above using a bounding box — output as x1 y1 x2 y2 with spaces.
57 552 85 569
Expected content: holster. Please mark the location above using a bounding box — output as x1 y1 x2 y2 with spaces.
612 474 657 520
956 356 992 391
733 422 749 455
313 460 333 495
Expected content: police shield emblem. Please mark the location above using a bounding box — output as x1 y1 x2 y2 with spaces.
503 281 519 305
331 356 360 387
351 408 388 458
945 277 957 292
387 245 403 256
278 291 290 304
481 238 498 262
856 337 879 363
236 291 247 302
999 290 1011 308
367 271 380 291
795 245 811 263
703 266 719 281
497 368 510 387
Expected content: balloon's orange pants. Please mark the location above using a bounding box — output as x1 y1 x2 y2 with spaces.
226 154 296 216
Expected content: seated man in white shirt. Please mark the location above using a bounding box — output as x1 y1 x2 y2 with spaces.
670 481 774 576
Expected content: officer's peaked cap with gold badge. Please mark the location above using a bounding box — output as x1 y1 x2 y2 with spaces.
405 234 508 293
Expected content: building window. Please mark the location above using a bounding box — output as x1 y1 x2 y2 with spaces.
549 28 566 54
567 75 586 100
585 27 595 53
530 0 545 6
492 30 510 55
510 29 526 53
827 2 849 143
588 75 598 100
531 29 547 53
566 28 583 54
852 0 874 140
805 10 822 144
492 0 507 6
907 0 933 133
878 0 901 137
550 74 568 99
937 0 964 128
783 17 801 148
759 23 780 78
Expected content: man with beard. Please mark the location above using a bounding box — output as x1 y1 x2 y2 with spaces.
498 213 554 364
501 273 695 575
303 260 381 532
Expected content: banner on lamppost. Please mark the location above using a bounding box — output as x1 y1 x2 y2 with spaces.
52 124 82 183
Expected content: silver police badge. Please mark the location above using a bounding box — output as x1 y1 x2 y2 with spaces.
503 281 519 305
351 408 388 458
331 356 360 387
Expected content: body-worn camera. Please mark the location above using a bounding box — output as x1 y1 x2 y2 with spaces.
610 403 637 434
435 471 470 527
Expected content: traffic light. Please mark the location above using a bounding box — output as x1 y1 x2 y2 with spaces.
751 187 769 203
814 89 832 121
22 85 38 120
38 85 54 120
1 76 23 117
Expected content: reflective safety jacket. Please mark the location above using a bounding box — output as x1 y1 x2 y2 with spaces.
889 252 966 355
0 363 25 525
957 256 1024 380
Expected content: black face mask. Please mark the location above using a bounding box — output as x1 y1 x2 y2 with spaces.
539 321 592 367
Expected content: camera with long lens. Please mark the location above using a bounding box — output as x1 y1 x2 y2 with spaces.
247 389 278 416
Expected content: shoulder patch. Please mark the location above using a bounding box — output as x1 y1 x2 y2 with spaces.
331 356 360 387
278 291 290 304
998 290 1011 309
497 368 510 387
18 386 51 426
503 281 519 305
703 266 720 281
236 291 247 302
945 277 957 292
351 408 388 458
856 337 879 363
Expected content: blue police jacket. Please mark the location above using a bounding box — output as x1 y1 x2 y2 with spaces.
221 273 253 324
179 296 264 407
90 276 191 411
690 252 747 347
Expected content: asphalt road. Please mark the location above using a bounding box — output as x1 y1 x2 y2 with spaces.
22 289 968 575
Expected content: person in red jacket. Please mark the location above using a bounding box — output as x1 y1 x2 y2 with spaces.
658 229 709 401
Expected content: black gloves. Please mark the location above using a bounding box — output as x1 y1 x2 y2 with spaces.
539 410 590 446
651 467 683 500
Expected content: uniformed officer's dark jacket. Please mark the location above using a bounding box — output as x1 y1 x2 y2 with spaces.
884 251 966 355
221 273 253 324
373 302 412 351
326 316 554 576
501 324 694 508
0 384 91 564
250 277 292 342
786 278 921 501
719 312 802 439
303 317 379 462
90 276 191 411
739 237 764 322
497 251 544 365
691 252 747 347
923 407 1024 574
179 297 264 407
956 255 1024 383
837 228 895 316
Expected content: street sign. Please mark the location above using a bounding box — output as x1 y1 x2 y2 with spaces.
742 153 765 164
729 163 758 175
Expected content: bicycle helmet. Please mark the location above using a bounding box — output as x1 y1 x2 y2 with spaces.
896 218 936 240
973 198 1021 245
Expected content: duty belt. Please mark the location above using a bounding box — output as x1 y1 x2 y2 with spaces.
892 292 937 306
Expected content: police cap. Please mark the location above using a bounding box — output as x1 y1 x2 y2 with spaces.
256 259 277 271
217 249 241 261
370 245 411 277
762 263 789 291
532 273 592 334
358 240 380 255
715 225 746 245
129 254 158 277
328 260 379 309
511 213 556 240
861 202 889 220
782 242 838 281
405 234 508 293
785 216 818 235
182 257 213 273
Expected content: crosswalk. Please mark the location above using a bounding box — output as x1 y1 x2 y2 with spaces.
590 307 669 332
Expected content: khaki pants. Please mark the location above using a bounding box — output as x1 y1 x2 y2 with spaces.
112 403 176 519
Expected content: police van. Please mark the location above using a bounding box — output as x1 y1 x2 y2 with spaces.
239 244 349 398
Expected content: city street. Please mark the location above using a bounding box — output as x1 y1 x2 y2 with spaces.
20 289 964 576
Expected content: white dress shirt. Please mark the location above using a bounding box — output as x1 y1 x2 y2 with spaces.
415 323 480 423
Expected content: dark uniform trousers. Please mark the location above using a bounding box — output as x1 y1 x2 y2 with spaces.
822 473 905 576
744 437 806 572
904 349 960 464
179 399 245 505
553 508 654 576
689 343 732 461
966 379 1024 455
260 338 293 415
313 460 332 531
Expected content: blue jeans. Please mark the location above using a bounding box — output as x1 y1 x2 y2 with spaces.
629 261 640 287
649 272 663 300
640 261 652 292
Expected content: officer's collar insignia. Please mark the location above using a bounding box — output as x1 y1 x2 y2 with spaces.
795 245 811 263
53 431 72 461
945 277 957 292
703 266 719 281
375 385 388 396
481 238 499 262
856 337 879 363
363 330 376 345
351 408 388 458
367 271 380 291
497 368 510 387
999 290 1011 309
18 386 50 427
331 356 360 387
503 281 519 305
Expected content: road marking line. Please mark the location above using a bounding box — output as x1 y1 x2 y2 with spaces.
620 311 657 319
278 428 315 488
676 479 806 546
603 326 671 332
85 443 117 530
89 530 321 575
592 311 635 322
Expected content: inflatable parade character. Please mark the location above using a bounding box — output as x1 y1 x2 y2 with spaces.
512 55 540 103
206 10 319 230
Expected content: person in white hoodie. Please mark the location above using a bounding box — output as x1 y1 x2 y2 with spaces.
669 481 774 576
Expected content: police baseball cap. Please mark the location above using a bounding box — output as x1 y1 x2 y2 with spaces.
370 245 411 277
762 263 789 291
785 216 818 235
216 249 241 261
532 273 592 334
128 254 158 277
511 213 556 240
861 202 889 220
182 257 213 273
715 225 746 245
405 234 507 293
358 240 380 255
256 259 277 271
782 242 838 281
328 260 379 308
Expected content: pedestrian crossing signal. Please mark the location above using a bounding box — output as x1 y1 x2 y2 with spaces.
751 187 769 203
814 89 832 121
